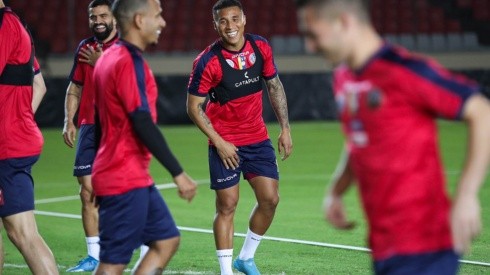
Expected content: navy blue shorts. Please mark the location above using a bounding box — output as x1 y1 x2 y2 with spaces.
73 124 96 177
0 155 39 217
374 249 460 275
97 185 180 264
209 139 279 190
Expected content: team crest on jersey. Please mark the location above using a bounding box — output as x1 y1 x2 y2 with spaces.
237 55 247 70
367 88 382 109
340 81 383 115
249 53 256 65
226 59 235 68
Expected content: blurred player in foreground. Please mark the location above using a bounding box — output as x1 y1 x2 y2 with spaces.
296 0 490 274
92 0 197 274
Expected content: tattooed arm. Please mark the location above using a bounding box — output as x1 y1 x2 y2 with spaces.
62 81 83 148
266 75 293 160
186 94 239 169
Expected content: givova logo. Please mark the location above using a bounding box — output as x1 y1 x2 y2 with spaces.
74 165 91 170
217 173 238 183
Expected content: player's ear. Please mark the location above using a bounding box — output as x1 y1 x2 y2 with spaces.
134 12 144 30
242 13 246 26
338 11 353 31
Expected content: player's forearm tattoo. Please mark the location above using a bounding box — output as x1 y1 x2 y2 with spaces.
266 76 290 129
198 102 213 129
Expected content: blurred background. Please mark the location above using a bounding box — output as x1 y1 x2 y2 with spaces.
5 0 490 127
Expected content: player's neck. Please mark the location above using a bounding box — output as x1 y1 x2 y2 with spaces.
221 36 245 52
347 26 383 70
121 32 146 52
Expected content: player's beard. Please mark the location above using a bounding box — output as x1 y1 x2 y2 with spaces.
92 22 114 41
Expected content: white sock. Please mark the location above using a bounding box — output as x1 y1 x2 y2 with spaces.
86 236 100 261
238 228 262 260
216 249 233 275
139 245 149 260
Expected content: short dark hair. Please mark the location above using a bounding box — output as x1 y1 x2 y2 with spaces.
112 0 148 34
295 0 370 22
295 0 315 8
212 0 243 20
88 0 113 10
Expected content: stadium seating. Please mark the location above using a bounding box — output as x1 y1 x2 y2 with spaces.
9 0 489 55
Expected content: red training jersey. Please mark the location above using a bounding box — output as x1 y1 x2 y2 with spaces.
334 44 478 260
0 7 43 160
69 35 118 127
187 34 278 146
92 40 158 196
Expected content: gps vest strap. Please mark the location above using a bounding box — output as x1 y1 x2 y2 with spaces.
209 34 264 105
0 8 35 86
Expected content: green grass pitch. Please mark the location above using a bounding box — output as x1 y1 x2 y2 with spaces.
2 121 489 274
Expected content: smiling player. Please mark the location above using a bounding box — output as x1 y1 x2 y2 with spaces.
62 0 118 272
187 1 293 274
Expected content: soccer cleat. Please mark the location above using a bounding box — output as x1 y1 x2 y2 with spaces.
66 255 99 272
233 257 261 275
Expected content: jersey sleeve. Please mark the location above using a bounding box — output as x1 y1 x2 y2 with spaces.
116 54 149 115
255 38 278 80
68 40 88 85
187 51 221 97
405 58 479 120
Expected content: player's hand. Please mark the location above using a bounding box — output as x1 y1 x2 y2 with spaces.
79 44 103 67
278 128 293 161
451 194 481 254
215 140 239 170
323 195 355 230
174 172 197 202
62 121 77 148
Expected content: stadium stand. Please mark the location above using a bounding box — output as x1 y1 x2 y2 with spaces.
6 0 490 55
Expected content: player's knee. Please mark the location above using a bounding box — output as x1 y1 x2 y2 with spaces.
259 194 280 211
153 236 180 256
216 199 238 216
216 205 237 217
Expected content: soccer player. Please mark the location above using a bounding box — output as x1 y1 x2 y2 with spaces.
0 1 58 274
187 1 293 274
295 0 490 274
92 0 197 274
62 0 119 272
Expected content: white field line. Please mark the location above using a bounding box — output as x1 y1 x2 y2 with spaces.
32 210 490 267
34 179 210 204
